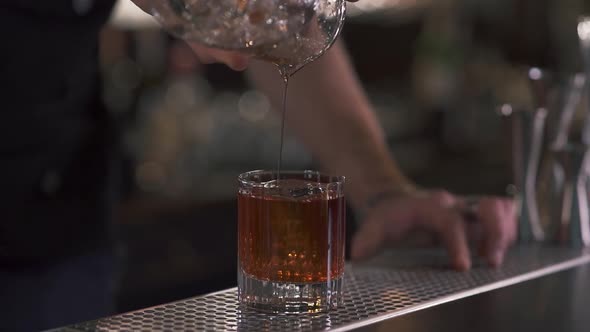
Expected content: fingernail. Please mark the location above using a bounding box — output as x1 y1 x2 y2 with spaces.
490 251 503 267
454 256 471 271
460 257 471 271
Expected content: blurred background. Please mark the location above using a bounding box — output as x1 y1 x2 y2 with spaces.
102 0 584 313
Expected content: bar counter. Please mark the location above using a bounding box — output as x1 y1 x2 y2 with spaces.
52 245 590 331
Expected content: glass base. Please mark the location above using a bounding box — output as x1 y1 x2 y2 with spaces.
238 269 343 313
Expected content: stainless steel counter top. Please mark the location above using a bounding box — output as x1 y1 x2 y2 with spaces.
354 257 590 332
54 245 590 331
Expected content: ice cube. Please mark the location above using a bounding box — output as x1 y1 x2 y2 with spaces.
261 179 326 200
288 184 324 198
152 0 316 50
262 179 280 189
260 179 282 197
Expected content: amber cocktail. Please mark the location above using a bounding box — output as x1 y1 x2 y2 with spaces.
237 170 346 313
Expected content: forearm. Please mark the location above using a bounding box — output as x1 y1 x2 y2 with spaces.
247 41 414 209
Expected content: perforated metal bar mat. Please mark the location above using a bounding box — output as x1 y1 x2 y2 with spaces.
59 246 590 332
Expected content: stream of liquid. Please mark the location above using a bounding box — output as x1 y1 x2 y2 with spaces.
276 64 306 181
276 72 289 181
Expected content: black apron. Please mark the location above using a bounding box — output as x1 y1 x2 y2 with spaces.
0 0 118 264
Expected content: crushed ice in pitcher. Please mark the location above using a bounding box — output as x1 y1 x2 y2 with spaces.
151 0 317 49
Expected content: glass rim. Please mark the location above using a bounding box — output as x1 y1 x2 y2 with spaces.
238 169 345 188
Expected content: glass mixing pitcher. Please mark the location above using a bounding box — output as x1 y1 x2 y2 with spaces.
149 0 347 75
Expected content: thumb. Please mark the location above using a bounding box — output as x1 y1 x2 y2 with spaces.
187 42 250 71
351 216 387 260
351 199 415 260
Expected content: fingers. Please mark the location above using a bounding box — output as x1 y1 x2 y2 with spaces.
351 214 388 260
351 198 414 260
187 42 250 71
477 197 518 267
438 212 471 271
421 191 471 271
351 190 516 271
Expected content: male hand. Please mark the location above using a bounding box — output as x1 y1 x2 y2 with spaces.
185 43 250 71
351 190 518 271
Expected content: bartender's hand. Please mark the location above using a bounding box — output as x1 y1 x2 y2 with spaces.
186 43 250 71
351 190 517 271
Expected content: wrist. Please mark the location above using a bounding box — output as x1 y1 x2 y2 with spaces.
365 188 413 210
352 185 416 226
350 174 418 212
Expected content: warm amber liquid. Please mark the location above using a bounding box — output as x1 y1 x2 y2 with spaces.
238 181 346 283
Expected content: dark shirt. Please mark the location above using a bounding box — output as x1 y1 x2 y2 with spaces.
0 0 118 264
